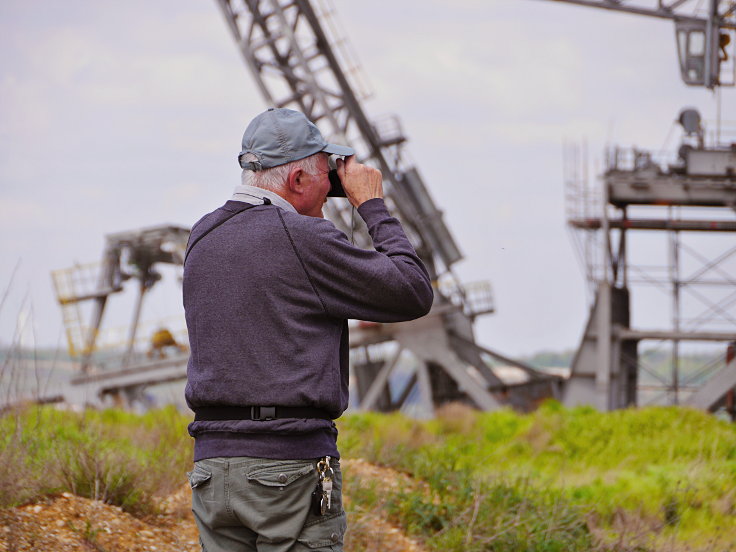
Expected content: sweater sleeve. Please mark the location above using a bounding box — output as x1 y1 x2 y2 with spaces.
287 198 434 323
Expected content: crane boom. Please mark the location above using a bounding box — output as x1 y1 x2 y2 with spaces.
215 0 463 276
212 0 562 413
539 0 714 22
535 0 736 87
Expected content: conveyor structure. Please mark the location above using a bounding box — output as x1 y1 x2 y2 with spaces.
540 0 736 417
39 1 561 411
565 110 736 415
215 0 562 413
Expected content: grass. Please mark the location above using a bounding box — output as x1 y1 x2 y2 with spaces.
0 405 192 515
1 401 734 550
338 401 736 551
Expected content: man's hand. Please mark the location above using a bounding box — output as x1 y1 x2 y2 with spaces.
336 156 383 208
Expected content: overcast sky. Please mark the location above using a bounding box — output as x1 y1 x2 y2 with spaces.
1 0 733 358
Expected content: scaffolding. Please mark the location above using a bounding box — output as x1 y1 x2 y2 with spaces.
564 110 736 414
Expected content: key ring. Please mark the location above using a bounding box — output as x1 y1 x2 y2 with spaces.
317 456 334 480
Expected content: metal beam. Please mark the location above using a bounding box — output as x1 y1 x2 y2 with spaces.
617 329 736 341
536 0 704 23
569 218 736 232
70 354 188 386
393 316 503 410
416 362 435 416
357 346 403 412
448 331 555 379
687 358 736 409
391 371 418 410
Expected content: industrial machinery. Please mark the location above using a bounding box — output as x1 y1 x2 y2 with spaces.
43 1 736 415
44 1 560 411
565 110 736 412
50 225 191 406
540 0 736 89
541 0 736 415
213 0 561 413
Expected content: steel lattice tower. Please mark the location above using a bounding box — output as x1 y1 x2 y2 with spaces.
215 0 561 413
541 0 736 415
31 1 560 412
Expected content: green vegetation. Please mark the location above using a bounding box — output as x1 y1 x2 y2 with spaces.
1 402 734 550
0 405 191 515
339 402 736 551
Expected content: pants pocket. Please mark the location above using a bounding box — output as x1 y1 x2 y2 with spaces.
295 511 347 550
234 460 317 543
246 461 314 488
189 463 214 502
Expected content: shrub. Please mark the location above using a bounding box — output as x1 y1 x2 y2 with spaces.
338 402 736 551
0 405 193 514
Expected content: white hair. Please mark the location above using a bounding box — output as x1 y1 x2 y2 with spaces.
241 152 323 192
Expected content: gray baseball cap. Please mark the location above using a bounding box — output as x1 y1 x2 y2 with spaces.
238 108 354 170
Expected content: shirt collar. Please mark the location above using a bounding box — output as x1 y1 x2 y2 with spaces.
230 184 297 214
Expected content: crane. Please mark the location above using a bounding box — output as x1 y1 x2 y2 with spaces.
214 0 561 413
538 0 736 88
540 0 736 415
42 1 561 412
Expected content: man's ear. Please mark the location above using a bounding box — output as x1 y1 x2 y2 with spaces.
287 167 305 194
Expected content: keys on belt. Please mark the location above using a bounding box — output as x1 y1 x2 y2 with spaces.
312 456 334 516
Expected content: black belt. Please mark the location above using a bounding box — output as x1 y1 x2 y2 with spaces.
194 406 333 422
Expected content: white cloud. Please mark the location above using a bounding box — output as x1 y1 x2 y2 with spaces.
0 75 53 142
367 22 584 117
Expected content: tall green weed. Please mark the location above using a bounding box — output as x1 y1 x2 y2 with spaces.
2 401 734 550
0 405 192 514
338 401 736 551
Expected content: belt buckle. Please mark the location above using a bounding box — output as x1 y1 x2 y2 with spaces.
251 406 276 421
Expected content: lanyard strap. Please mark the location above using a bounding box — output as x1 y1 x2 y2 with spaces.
184 201 263 266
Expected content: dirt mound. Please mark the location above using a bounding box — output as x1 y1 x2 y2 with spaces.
342 459 427 552
0 459 426 552
0 491 198 552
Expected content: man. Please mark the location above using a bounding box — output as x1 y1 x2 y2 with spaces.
183 108 433 552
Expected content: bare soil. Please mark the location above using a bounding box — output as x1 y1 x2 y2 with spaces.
0 459 426 552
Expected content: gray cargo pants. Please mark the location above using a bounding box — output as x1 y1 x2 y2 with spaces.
189 456 347 552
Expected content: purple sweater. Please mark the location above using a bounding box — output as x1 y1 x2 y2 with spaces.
183 197 433 461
